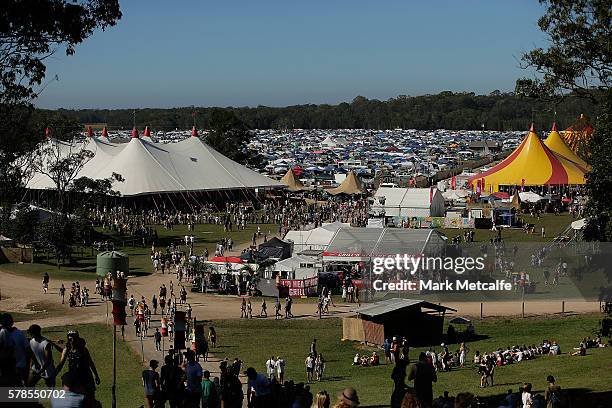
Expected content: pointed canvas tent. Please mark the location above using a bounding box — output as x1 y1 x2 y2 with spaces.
468 125 586 192
163 136 283 191
280 169 306 192
544 123 589 168
99 127 110 143
327 171 364 195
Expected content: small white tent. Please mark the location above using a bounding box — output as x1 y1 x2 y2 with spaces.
284 222 348 254
371 187 446 219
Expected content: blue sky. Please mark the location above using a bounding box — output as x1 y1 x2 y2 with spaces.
36 0 546 109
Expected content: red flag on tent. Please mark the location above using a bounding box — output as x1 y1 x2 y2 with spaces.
143 126 151 137
191 126 198 137
451 176 456 190
87 126 93 137
102 127 108 138
131 127 139 138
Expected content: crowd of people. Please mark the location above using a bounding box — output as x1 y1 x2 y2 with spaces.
0 313 103 407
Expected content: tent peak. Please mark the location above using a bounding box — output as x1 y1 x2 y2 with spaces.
143 126 151 137
102 127 108 137
44 127 51 138
191 126 198 137
87 126 93 137
529 123 536 133
551 122 558 132
131 127 139 138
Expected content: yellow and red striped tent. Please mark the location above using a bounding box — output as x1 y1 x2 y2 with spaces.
468 125 586 193
544 122 590 169
561 113 594 154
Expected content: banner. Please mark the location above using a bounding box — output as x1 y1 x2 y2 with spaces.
279 276 319 297
443 217 476 229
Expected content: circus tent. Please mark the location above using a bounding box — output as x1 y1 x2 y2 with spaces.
544 123 589 169
561 113 594 154
468 125 586 193
27 132 282 196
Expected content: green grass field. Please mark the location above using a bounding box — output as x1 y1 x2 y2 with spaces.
40 323 144 408
438 213 574 243
207 314 611 407
1 222 277 281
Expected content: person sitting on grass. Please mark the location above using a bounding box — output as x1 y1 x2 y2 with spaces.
571 342 587 356
352 354 360 366
370 352 379 366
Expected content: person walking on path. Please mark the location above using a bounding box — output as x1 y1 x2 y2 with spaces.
154 328 162 351
200 370 218 408
275 297 282 320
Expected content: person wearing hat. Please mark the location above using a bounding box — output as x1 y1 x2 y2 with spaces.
27 324 60 387
245 366 271 408
55 330 100 400
334 387 360 407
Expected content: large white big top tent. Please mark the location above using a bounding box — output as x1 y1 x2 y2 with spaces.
27 133 283 196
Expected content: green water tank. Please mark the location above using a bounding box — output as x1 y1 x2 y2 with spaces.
96 251 129 278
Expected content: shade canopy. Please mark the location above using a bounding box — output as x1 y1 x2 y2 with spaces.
468 126 586 192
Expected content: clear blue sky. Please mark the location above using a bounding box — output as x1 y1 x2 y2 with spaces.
36 0 546 109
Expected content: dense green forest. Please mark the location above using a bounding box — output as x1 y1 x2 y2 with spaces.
48 91 598 131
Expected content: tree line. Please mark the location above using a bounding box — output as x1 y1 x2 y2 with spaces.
48 91 598 131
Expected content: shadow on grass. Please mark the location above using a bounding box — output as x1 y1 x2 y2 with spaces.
476 387 612 408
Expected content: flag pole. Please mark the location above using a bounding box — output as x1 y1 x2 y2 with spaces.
112 325 117 408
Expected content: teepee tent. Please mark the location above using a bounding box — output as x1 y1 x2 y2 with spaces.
468 125 586 193
544 123 589 169
327 171 364 195
279 169 307 192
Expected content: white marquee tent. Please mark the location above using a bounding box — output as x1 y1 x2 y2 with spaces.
370 187 446 219
283 222 349 254
27 135 283 196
